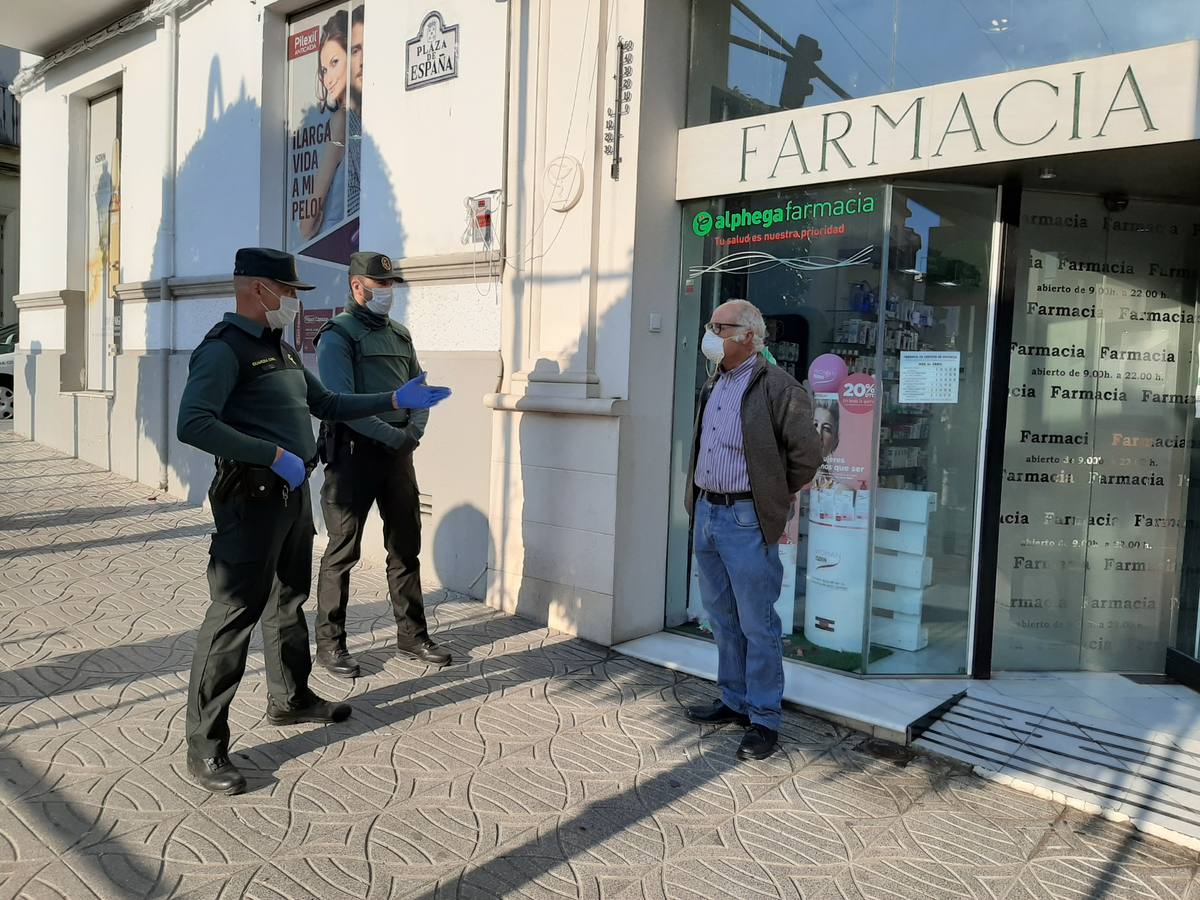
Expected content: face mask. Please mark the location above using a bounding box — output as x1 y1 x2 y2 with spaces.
701 329 727 364
260 286 300 331
364 285 395 316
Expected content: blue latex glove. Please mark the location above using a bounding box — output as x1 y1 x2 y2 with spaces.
393 372 452 410
271 448 306 489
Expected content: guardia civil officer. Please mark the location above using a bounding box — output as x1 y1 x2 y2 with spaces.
176 247 450 795
313 251 449 678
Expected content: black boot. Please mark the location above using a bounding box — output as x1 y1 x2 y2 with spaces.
316 643 360 679
396 636 452 667
737 724 779 760
685 701 751 727
186 753 247 795
266 693 352 726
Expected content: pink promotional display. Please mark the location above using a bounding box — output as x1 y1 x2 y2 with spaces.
805 357 875 652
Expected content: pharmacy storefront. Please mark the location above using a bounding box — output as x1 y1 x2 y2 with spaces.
658 12 1200 685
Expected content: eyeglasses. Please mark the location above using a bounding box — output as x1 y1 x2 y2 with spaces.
705 322 744 335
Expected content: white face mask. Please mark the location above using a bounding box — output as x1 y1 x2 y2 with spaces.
364 285 395 316
260 286 300 331
701 329 727 364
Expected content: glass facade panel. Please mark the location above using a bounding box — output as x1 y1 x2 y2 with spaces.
668 182 888 673
868 185 996 674
688 1 1200 126
995 191 1200 671
667 181 997 676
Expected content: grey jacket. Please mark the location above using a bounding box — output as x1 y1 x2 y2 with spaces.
685 356 822 544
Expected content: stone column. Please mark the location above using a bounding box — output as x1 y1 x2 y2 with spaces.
485 0 690 645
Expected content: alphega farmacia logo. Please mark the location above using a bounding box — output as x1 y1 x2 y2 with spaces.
693 194 876 237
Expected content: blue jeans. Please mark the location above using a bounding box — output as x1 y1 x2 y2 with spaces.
693 497 784 730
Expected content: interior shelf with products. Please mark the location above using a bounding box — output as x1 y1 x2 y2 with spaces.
760 253 948 495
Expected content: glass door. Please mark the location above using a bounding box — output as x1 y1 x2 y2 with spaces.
864 184 999 675
665 180 999 677
667 181 889 674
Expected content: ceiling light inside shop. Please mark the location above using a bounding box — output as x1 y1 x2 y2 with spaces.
936 280 959 287
1039 166 1057 180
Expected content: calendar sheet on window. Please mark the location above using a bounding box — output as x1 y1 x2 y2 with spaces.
899 351 960 404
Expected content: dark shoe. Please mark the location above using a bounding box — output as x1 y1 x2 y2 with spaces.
396 637 452 667
685 701 751 727
186 753 247 795
266 693 352 726
316 644 360 679
737 724 779 761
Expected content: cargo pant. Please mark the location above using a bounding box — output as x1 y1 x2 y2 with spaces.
315 438 427 649
186 480 315 757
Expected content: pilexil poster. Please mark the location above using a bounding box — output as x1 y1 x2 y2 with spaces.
285 1 364 354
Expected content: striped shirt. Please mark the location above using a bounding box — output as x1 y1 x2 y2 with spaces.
694 355 757 493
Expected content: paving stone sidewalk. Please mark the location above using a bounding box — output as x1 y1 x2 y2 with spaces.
2 429 1200 899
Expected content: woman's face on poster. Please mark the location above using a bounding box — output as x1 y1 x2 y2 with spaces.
814 406 838 458
320 39 347 106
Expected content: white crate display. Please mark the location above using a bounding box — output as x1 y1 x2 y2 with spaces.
870 488 936 652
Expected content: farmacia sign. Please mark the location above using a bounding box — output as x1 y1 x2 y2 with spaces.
677 42 1198 199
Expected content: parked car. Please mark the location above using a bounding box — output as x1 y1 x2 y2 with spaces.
0 322 16 420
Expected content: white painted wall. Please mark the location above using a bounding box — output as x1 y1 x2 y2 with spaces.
16 308 65 351
17 25 169 334
399 281 501 354
15 73 73 295
359 1 508 261
172 0 266 280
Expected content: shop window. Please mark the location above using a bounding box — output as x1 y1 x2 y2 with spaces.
667 180 997 675
687 1 1200 127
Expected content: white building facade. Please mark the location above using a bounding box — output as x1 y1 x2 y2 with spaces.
9 0 682 650
14 0 1200 718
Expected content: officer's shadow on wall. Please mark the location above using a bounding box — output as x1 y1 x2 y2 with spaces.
138 55 406 509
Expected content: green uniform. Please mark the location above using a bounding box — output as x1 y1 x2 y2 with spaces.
314 302 429 650
177 312 396 758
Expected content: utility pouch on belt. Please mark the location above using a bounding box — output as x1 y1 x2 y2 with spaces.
318 421 338 465
244 467 274 501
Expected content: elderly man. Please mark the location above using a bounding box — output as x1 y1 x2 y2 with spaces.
684 299 822 760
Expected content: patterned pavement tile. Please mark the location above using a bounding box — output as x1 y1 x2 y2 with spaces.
5 430 1200 899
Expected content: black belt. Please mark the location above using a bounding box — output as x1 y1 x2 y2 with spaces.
701 490 754 506
212 456 319 503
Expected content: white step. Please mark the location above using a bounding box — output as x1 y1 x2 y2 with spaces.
915 692 1200 851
